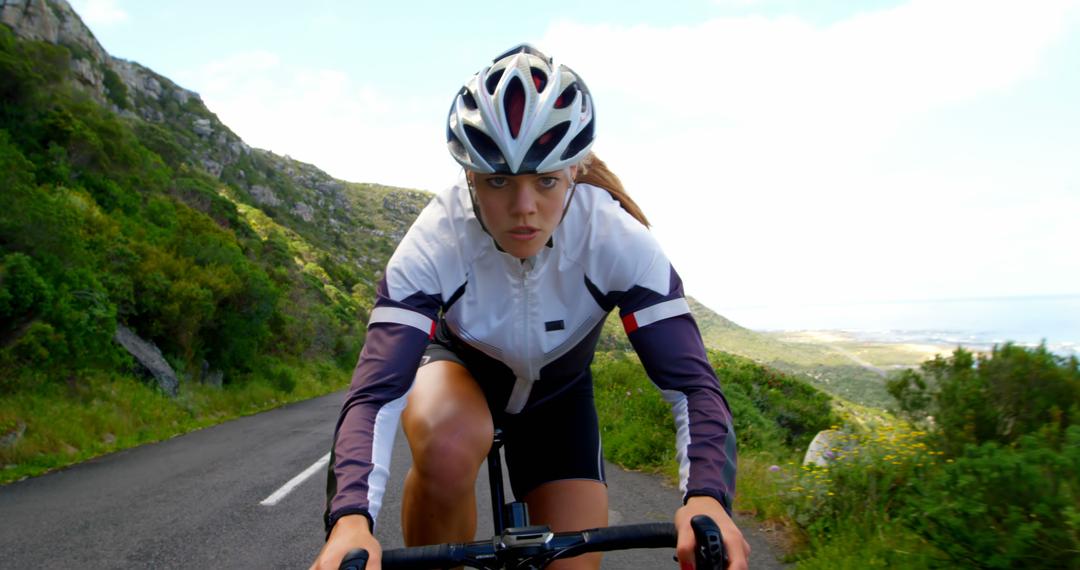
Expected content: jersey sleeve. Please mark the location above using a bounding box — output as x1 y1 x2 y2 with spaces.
323 277 438 534
578 186 738 512
619 265 738 514
324 196 454 534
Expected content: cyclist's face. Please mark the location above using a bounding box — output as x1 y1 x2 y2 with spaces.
470 167 576 259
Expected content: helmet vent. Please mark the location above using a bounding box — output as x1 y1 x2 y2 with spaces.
460 88 478 111
447 129 468 162
530 67 547 92
495 44 549 63
485 69 504 95
504 76 526 139
559 117 594 161
554 83 578 109
522 121 571 172
463 125 509 171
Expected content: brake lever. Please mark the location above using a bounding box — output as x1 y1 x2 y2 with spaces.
691 515 727 569
339 548 369 570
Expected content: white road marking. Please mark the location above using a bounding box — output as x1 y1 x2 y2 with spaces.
260 452 331 506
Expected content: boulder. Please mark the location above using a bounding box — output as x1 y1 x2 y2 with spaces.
229 140 251 157
250 184 282 206
113 324 178 396
192 118 213 137
0 422 26 449
200 158 222 177
70 57 101 89
292 201 315 222
803 429 843 467
143 76 162 99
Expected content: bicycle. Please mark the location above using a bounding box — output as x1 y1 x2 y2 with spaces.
338 430 728 569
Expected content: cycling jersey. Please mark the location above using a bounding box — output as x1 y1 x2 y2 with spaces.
324 180 737 533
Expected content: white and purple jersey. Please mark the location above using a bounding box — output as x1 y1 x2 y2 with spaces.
324 180 737 532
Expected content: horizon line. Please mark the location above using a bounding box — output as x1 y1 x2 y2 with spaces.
708 292 1080 312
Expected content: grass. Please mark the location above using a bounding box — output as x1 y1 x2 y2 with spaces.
0 358 350 485
592 351 677 472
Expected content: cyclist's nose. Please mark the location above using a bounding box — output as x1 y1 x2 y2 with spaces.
509 185 538 217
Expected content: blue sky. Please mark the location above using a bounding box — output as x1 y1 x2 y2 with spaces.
71 0 1080 330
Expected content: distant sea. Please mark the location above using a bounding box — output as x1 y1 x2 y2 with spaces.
718 295 1080 357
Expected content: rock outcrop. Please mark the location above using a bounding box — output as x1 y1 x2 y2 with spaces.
0 421 26 449
803 429 849 467
113 324 179 397
1 0 249 179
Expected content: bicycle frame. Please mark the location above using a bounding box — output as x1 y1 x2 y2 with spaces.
487 429 528 533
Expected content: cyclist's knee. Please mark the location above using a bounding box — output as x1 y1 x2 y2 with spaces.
411 428 489 492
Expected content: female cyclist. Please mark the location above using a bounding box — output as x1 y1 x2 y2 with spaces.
311 45 749 570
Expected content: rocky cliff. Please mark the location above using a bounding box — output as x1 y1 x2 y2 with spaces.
1 0 429 283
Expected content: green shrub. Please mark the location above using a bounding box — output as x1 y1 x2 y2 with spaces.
4 321 64 368
888 344 1080 455
721 373 788 453
593 348 835 472
0 252 51 323
101 67 129 110
708 349 836 449
592 351 676 469
253 356 298 393
777 345 1080 568
900 425 1080 569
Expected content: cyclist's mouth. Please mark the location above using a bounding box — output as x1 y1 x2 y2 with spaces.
508 226 541 241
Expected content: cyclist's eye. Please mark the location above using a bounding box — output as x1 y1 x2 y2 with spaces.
538 177 559 189
484 177 509 188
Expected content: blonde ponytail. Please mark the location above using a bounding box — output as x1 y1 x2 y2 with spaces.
574 153 650 227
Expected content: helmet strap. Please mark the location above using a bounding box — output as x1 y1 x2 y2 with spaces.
558 167 578 226
466 170 507 253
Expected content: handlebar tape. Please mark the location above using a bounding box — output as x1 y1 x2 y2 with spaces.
574 522 677 552
381 543 459 569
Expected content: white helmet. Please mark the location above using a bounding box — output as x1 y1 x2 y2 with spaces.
447 44 595 174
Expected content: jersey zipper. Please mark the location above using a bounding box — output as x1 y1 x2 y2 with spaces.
521 260 533 384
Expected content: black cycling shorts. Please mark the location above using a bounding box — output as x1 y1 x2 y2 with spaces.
419 342 607 500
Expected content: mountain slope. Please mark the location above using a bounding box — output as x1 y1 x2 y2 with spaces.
0 0 429 391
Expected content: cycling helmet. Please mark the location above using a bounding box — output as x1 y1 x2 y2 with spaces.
447 44 595 174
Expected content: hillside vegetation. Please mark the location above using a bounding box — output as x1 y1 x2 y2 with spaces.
593 335 1080 568
0 10 426 481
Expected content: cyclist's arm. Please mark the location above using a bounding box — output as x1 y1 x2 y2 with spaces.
324 277 439 534
619 269 747 568
618 266 737 513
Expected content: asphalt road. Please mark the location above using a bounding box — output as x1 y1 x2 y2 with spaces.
0 391 788 569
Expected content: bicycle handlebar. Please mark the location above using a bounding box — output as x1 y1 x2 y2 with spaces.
339 516 726 569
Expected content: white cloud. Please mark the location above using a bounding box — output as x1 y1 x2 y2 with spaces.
178 52 459 193
70 0 129 26
170 0 1079 328
538 0 1080 313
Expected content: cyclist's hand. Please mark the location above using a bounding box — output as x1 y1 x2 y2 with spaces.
310 514 382 570
674 496 750 570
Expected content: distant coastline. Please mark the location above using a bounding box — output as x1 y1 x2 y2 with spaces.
720 294 1080 358
815 328 1075 358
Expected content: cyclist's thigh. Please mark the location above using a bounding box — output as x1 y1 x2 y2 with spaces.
402 359 493 463
524 478 608 529
526 481 607 570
